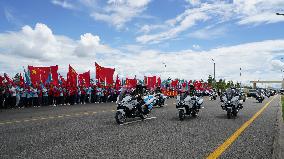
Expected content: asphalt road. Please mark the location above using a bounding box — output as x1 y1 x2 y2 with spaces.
0 95 280 159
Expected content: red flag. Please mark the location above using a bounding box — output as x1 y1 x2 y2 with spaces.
0 75 5 86
115 75 121 90
78 71 90 87
67 65 78 87
4 73 14 85
28 65 58 86
20 73 25 87
157 77 161 87
194 80 202 91
59 75 66 86
144 76 147 85
126 78 137 88
95 62 115 86
147 76 156 89
171 79 179 88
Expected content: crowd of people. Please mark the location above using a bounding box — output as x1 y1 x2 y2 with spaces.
0 83 121 109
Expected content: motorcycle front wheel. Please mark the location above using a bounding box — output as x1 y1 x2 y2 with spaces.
191 109 197 117
232 109 238 117
115 111 126 124
179 110 185 121
227 109 232 119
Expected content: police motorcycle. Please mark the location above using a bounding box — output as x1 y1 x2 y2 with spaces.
221 88 243 119
238 89 246 102
151 87 166 107
209 89 217 100
176 91 204 120
115 88 153 124
143 93 156 111
255 89 265 103
152 92 166 107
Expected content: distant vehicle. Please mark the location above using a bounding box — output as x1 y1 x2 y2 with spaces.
279 89 284 95
247 89 257 97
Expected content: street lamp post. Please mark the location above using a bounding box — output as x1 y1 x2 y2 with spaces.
162 62 167 80
240 67 242 88
212 59 215 80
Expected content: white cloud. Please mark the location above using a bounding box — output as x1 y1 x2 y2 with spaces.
90 0 151 29
0 23 116 76
136 11 209 43
238 12 284 25
51 0 76 10
4 7 22 26
136 0 284 44
136 2 232 44
185 0 201 7
192 44 200 50
1 23 284 85
188 26 227 39
138 24 167 34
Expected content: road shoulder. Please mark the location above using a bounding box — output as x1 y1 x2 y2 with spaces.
272 96 284 159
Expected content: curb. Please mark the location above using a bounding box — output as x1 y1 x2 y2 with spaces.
272 95 283 159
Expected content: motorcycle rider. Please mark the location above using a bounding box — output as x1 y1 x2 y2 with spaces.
155 86 162 94
130 84 145 115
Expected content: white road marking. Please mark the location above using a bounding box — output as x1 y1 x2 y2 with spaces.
119 117 157 126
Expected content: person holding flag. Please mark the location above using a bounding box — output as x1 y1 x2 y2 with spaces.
32 85 39 107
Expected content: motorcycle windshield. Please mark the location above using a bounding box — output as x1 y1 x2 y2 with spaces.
225 89 234 101
121 95 132 103
179 93 186 101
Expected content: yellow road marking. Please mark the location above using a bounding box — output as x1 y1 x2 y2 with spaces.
206 95 278 159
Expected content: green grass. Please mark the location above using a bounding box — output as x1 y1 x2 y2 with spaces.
281 96 284 120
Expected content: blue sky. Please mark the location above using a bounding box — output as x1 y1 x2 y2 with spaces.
0 0 284 85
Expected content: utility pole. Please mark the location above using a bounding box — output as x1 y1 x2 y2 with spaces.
240 67 242 89
162 62 167 80
212 59 215 81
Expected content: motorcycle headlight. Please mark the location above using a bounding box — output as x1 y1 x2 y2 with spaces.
228 101 231 104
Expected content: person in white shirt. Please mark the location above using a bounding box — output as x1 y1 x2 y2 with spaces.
9 85 17 108
19 87 27 108
32 87 39 107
